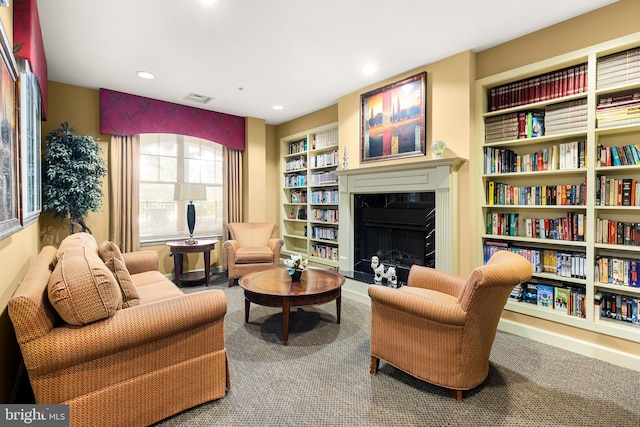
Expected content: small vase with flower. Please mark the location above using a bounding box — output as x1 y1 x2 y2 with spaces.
284 254 308 282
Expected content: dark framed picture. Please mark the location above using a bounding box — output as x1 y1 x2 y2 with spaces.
17 57 41 226
360 72 426 163
0 20 20 240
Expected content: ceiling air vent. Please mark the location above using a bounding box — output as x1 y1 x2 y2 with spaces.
184 93 213 104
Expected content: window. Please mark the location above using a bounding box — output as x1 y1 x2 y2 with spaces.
139 134 223 242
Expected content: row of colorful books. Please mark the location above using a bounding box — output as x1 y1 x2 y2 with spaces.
285 155 306 171
284 174 306 188
483 243 585 279
485 181 586 206
311 208 338 223
522 214 585 242
595 256 640 287
595 175 640 206
287 138 308 155
311 243 338 261
597 143 640 167
515 281 587 318
289 190 307 204
484 111 544 142
311 226 338 242
596 46 640 90
310 150 338 168
488 63 588 112
310 171 338 186
483 141 586 174
310 189 338 204
595 219 640 246
596 292 639 325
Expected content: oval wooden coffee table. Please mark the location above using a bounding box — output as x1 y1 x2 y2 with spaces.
239 267 345 345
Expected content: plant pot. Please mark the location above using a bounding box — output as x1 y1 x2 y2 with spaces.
290 269 303 282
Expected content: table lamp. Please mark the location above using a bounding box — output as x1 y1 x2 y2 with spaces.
174 183 207 245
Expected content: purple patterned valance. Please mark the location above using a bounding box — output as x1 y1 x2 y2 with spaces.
100 88 245 150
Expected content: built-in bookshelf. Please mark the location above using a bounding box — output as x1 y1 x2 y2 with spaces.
280 122 340 267
476 33 640 343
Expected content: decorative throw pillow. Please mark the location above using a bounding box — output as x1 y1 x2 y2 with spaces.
48 247 123 326
98 241 140 308
52 232 99 268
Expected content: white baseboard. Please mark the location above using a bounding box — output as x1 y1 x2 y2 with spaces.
498 318 640 372
342 278 371 305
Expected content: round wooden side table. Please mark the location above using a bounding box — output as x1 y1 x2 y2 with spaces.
166 239 218 286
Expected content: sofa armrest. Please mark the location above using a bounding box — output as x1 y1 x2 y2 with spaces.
268 238 284 258
122 250 159 274
22 290 227 375
407 265 466 298
223 240 239 263
368 285 466 326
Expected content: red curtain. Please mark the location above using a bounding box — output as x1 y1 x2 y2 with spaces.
13 0 48 120
100 89 245 151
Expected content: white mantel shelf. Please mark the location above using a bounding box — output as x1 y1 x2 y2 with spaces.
336 157 465 177
336 156 466 275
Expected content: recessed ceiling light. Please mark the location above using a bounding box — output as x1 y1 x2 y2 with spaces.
201 0 219 5
273 105 284 110
362 64 377 75
136 71 155 79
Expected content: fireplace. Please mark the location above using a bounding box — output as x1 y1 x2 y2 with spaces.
353 192 435 284
337 158 462 286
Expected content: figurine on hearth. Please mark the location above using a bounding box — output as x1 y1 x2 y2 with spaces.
384 266 398 288
371 256 385 283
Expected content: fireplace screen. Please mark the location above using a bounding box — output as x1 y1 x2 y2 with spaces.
353 192 435 285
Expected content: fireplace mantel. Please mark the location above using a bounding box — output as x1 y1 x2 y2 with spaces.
337 157 465 275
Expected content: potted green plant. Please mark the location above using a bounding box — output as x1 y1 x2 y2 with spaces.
42 122 107 234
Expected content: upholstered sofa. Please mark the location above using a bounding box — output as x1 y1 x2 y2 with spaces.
8 233 230 427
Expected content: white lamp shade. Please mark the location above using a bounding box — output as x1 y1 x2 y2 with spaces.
174 183 207 202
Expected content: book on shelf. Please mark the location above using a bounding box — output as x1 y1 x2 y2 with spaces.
537 283 555 309
554 287 570 313
509 283 524 301
523 282 538 304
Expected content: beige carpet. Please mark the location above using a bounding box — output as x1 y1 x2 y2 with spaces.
156 276 640 426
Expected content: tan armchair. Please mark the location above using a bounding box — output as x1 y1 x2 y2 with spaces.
368 250 532 401
224 222 284 287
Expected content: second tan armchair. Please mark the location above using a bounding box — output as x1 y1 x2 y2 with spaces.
224 222 284 286
368 250 533 401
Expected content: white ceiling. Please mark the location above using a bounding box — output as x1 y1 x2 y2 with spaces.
36 0 618 125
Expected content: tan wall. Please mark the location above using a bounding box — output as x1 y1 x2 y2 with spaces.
336 50 476 275
40 82 111 247
476 0 640 79
276 104 338 141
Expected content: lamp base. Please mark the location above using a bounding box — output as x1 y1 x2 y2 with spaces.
184 236 198 245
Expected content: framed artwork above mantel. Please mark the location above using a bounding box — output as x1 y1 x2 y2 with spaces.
360 71 427 163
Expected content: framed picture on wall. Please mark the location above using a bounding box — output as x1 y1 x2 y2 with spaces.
360 71 427 163
17 57 42 226
0 20 20 240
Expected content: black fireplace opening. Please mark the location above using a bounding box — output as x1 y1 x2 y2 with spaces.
353 192 436 285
